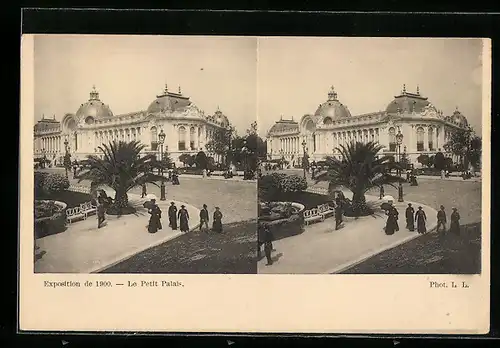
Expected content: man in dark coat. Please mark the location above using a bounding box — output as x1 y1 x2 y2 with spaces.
436 205 447 232
405 203 415 231
168 202 178 230
379 185 385 200
141 183 147 198
450 207 461 235
199 204 209 233
263 224 274 266
335 203 343 230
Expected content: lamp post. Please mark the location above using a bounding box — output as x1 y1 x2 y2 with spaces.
63 139 69 178
158 129 166 201
241 142 248 179
301 139 307 179
396 129 404 202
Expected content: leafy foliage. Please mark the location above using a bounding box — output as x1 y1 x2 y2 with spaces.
195 151 208 169
78 140 165 214
315 141 404 216
179 153 195 167
44 173 70 193
259 173 308 202
444 127 482 171
434 152 446 171
34 200 61 219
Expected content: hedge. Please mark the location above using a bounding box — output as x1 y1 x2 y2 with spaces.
34 172 70 197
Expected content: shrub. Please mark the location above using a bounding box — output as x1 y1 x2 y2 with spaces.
43 173 70 193
34 171 49 196
34 200 61 219
259 173 308 201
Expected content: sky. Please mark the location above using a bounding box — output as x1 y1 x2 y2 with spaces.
34 35 257 135
257 37 485 136
33 36 485 137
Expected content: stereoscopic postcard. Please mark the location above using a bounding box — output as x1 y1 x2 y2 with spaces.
19 35 490 334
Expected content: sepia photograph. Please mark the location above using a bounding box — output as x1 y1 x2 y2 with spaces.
19 33 490 334
257 37 484 275
32 35 259 274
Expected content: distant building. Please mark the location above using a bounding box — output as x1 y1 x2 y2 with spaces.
33 84 230 166
266 85 469 166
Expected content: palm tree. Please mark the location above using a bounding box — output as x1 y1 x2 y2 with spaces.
77 140 164 214
315 141 404 216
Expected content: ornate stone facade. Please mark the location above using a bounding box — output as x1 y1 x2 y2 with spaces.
266 85 470 166
33 85 230 166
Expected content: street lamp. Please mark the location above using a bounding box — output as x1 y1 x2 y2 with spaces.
396 129 404 202
158 129 166 201
301 139 307 179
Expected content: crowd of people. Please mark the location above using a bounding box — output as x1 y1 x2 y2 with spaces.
144 195 224 235
383 201 461 236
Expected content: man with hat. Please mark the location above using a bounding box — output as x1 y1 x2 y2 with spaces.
436 205 447 232
199 204 209 233
168 202 178 230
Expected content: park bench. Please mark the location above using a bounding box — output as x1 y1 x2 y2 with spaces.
79 201 97 218
303 208 325 226
65 206 85 224
317 203 335 219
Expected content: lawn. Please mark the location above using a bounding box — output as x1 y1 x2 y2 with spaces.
102 219 258 274
342 222 481 274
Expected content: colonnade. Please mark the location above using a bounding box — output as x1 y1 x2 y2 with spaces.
36 135 63 155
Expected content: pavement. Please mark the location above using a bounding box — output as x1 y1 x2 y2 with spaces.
257 191 438 274
35 192 200 273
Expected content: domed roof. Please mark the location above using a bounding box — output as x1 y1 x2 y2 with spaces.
386 85 430 114
207 106 230 127
314 86 351 120
147 84 191 114
450 107 468 128
268 117 299 134
75 86 113 121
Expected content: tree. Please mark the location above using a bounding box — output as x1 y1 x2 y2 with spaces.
434 152 446 171
159 151 173 171
179 154 195 167
63 153 72 178
315 141 404 217
77 141 164 215
417 154 430 168
205 125 234 164
444 127 481 172
195 151 208 169
469 136 482 171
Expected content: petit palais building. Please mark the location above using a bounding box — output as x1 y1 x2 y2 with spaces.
33 84 231 166
266 85 470 166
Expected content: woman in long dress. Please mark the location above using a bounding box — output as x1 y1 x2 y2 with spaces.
449 207 461 235
415 206 427 234
168 202 178 230
178 205 190 232
405 203 415 231
212 207 223 233
385 205 399 235
147 198 162 233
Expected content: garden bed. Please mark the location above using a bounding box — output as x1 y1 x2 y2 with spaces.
35 190 91 208
34 200 67 238
258 201 306 242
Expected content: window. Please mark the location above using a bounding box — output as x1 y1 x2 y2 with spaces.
416 127 424 151
150 126 158 151
178 126 186 151
388 127 396 152
428 128 434 151
190 127 196 150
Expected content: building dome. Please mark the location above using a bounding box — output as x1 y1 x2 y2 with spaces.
314 86 351 121
75 86 113 122
210 106 230 127
450 108 469 128
386 84 430 114
147 84 191 114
